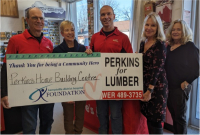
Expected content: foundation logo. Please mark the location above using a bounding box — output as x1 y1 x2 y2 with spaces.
29 84 52 102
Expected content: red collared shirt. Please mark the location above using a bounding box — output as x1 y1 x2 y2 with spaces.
90 27 133 53
3 29 53 63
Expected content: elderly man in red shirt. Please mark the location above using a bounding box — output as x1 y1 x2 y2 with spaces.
1 7 54 134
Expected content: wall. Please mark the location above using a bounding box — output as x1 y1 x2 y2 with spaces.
0 0 66 32
150 0 183 21
171 0 183 21
184 0 192 10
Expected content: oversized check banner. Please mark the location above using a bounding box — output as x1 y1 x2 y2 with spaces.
6 53 143 107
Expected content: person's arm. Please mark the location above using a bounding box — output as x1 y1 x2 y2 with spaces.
181 42 199 89
149 42 166 86
85 36 95 54
82 45 86 52
80 45 87 52
141 90 152 102
85 49 93 54
1 38 17 109
186 42 199 84
52 48 58 53
52 44 60 53
1 63 10 108
89 36 95 52
48 40 54 53
141 42 166 102
1 63 7 98
83 45 93 54
122 35 133 53
138 42 144 53
138 41 151 102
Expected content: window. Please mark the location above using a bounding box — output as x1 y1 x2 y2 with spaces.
76 0 133 45
98 0 132 37
188 0 199 128
76 0 89 46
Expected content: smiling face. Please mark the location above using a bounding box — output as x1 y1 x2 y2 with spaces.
100 6 115 31
26 8 44 34
171 22 182 43
61 24 75 42
144 17 158 39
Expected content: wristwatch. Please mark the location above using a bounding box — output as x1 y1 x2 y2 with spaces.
184 82 188 89
147 88 154 93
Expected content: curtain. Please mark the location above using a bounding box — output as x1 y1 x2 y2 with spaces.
185 0 199 126
197 1 200 49
190 0 199 48
129 0 146 52
65 2 78 39
93 0 99 34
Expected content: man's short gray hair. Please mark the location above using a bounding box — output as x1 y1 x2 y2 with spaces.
26 7 44 18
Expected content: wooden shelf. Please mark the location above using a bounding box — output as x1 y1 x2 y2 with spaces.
0 40 9 42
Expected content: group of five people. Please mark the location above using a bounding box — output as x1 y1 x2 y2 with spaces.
1 5 199 134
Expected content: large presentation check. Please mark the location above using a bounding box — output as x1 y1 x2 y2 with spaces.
6 53 143 107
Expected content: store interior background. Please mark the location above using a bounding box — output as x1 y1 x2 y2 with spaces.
0 0 199 134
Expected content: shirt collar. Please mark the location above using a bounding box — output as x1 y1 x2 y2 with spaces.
100 27 120 36
60 39 80 52
23 29 44 39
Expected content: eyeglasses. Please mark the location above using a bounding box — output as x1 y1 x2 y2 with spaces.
100 12 113 17
31 17 45 21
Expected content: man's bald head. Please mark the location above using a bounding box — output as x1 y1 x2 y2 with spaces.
100 5 114 15
26 7 44 19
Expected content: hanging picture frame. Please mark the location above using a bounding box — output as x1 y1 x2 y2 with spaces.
0 0 19 18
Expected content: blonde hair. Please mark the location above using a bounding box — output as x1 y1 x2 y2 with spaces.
60 20 75 32
166 19 193 45
141 12 166 42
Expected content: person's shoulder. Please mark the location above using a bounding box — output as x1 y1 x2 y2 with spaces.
185 41 196 47
42 37 53 50
185 41 194 45
90 32 101 42
156 40 164 45
120 32 129 38
166 44 171 50
92 31 101 37
78 43 86 52
10 33 23 40
79 43 85 48
117 30 128 38
156 40 166 49
53 44 62 53
185 41 199 50
140 41 145 46
7 34 24 45
43 36 52 42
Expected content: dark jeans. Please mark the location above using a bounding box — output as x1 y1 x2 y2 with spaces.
21 103 54 134
167 87 191 134
96 100 122 134
147 120 163 134
62 101 86 134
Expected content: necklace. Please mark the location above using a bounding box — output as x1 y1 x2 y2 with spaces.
170 44 181 51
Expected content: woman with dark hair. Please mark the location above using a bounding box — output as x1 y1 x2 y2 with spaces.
165 19 199 134
139 12 168 134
